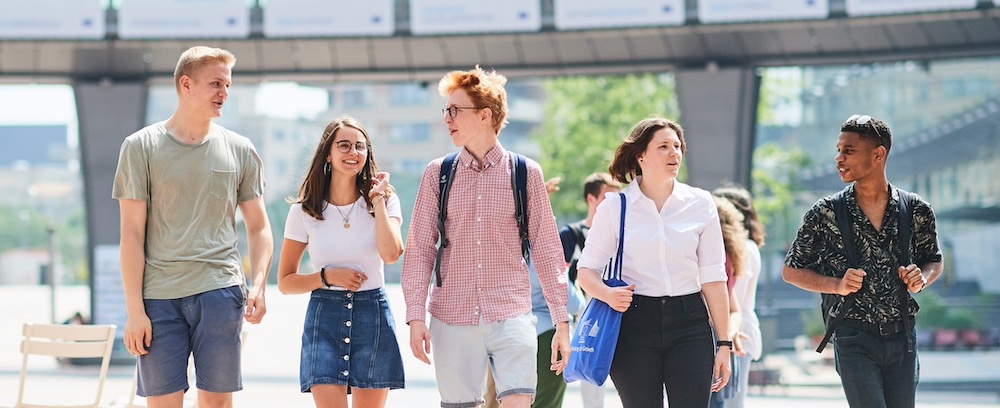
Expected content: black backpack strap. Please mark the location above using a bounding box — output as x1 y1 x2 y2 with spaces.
510 153 530 260
433 151 460 287
567 221 587 252
896 188 916 352
817 188 860 352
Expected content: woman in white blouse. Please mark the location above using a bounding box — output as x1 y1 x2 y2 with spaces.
576 117 732 408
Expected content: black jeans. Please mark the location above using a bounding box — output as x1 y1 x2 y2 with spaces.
834 322 919 408
610 293 714 408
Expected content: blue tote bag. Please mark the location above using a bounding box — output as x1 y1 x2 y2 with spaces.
563 192 627 386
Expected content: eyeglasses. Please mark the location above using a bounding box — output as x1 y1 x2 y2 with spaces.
845 114 885 147
334 140 368 154
441 106 482 119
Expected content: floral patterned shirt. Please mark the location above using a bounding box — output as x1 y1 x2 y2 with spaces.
785 184 942 324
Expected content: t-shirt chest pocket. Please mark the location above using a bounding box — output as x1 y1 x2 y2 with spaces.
209 169 237 200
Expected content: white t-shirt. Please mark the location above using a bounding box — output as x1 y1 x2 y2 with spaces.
284 195 402 291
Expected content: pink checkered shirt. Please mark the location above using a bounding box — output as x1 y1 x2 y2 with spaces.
402 144 569 326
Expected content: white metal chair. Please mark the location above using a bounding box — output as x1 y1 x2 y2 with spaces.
124 331 248 408
9 323 117 408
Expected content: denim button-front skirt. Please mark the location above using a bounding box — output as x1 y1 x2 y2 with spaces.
300 287 405 392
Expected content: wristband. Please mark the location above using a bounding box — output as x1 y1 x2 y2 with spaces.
319 267 331 288
372 193 386 206
716 340 733 349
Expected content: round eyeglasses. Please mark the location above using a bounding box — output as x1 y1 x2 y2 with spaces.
334 140 368 154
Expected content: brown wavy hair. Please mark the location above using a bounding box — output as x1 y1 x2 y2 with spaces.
713 185 766 248
608 117 686 183
289 116 393 220
714 195 748 278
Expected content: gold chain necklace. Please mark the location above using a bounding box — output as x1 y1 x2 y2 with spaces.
333 199 358 229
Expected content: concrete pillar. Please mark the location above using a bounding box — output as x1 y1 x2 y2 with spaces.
74 81 146 358
674 67 760 191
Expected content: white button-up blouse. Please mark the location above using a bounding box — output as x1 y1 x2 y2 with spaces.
576 177 727 297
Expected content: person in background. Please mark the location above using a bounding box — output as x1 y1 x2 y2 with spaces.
402 65 570 408
559 172 622 408
709 195 748 408
113 46 273 408
277 116 405 407
576 117 731 407
783 114 943 407
711 186 766 408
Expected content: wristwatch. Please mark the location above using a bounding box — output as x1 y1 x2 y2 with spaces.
716 340 733 348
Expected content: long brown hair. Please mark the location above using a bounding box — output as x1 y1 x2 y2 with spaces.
289 116 392 220
713 186 766 248
714 195 748 278
608 117 686 183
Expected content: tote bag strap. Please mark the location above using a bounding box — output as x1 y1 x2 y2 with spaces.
609 192 626 281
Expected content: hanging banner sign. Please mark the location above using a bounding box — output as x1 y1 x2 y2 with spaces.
554 0 685 30
410 0 540 35
118 0 249 39
845 0 977 17
0 1 104 39
263 0 394 37
699 0 828 24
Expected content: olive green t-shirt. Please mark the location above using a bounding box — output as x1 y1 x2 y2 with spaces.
112 122 265 299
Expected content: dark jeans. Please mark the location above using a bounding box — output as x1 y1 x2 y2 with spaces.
609 293 714 408
533 329 565 408
833 323 919 408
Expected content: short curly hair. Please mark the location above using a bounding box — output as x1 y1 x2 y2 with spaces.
438 65 508 133
841 114 892 154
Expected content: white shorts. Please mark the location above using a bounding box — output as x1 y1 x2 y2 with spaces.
429 312 538 408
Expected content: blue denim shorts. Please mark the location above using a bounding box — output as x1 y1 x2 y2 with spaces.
300 288 405 392
137 285 245 397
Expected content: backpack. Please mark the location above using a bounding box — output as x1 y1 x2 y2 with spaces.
816 186 917 353
432 150 529 287
565 221 588 284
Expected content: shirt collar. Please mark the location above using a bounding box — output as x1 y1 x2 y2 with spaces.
621 176 694 206
458 142 506 171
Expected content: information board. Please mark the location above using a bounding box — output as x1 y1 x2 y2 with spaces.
554 0 685 30
410 0 540 35
118 0 249 39
845 0 977 17
263 0 394 37
0 1 104 39
699 0 828 24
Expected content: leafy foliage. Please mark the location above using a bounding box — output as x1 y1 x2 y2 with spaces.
532 74 679 221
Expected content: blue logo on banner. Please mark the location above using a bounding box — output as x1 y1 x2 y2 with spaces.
372 15 382 24
662 5 673 13
227 17 236 26
518 11 528 20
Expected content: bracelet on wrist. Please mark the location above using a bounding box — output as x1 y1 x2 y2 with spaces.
372 193 386 206
319 267 331 288
716 340 733 349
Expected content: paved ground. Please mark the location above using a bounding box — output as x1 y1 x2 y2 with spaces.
2 284 998 407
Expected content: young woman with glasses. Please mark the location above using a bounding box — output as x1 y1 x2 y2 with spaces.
277 116 406 407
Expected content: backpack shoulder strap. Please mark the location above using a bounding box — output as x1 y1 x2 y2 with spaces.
433 151 460 287
567 221 588 252
895 187 918 352
510 152 529 260
817 187 859 353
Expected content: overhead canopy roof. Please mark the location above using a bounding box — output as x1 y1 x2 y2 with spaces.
2 7 1000 83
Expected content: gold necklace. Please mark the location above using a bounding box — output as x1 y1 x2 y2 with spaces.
333 199 358 229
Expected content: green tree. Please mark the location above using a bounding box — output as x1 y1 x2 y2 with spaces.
751 142 812 249
532 74 679 221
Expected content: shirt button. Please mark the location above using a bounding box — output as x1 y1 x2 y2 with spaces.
478 288 482 291
477 265 482 269
477 195 482 199
343 355 350 361
346 293 353 299
477 241 481 245
343 337 351 344
347 303 353 309
342 370 349 376
345 320 352 327
476 217 481 222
